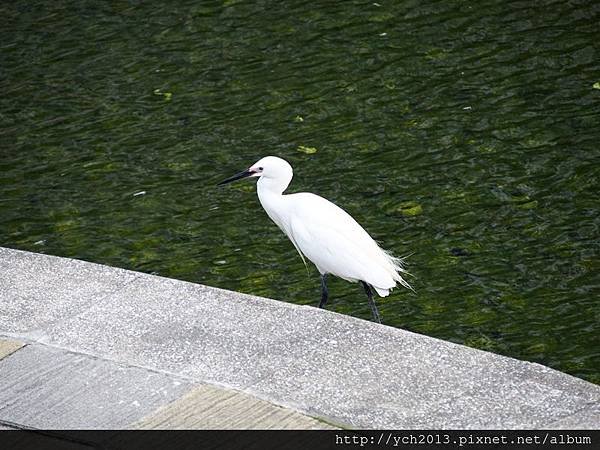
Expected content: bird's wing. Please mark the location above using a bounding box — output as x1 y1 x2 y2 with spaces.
285 193 400 289
287 193 374 241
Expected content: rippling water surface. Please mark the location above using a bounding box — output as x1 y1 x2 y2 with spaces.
1 0 598 383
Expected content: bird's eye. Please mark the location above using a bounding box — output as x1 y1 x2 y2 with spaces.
258 167 263 171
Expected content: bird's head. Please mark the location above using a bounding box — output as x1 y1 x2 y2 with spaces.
217 156 293 190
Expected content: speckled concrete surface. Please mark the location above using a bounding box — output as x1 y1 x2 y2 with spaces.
1 246 599 429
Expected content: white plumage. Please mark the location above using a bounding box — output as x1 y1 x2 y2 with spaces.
218 156 411 322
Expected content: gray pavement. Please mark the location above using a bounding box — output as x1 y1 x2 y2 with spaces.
0 246 598 429
0 344 192 429
0 340 331 431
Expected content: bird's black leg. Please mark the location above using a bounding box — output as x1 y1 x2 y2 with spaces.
318 273 328 308
361 281 381 324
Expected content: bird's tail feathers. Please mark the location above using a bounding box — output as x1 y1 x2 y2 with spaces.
381 249 415 293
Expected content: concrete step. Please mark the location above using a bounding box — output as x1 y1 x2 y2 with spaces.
0 340 335 430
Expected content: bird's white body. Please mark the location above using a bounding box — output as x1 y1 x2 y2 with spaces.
252 156 410 297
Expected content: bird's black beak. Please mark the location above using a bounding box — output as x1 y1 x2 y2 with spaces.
217 169 254 186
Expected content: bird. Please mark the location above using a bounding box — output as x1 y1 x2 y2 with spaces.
217 156 412 323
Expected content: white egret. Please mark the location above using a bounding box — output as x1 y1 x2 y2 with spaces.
218 156 412 323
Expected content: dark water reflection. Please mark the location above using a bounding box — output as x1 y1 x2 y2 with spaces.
1 0 598 383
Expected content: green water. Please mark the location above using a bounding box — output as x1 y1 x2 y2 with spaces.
1 0 598 383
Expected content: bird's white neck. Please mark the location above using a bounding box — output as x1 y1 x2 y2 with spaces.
256 175 291 231
256 173 291 196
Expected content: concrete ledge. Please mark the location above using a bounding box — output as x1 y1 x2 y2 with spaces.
0 247 599 429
